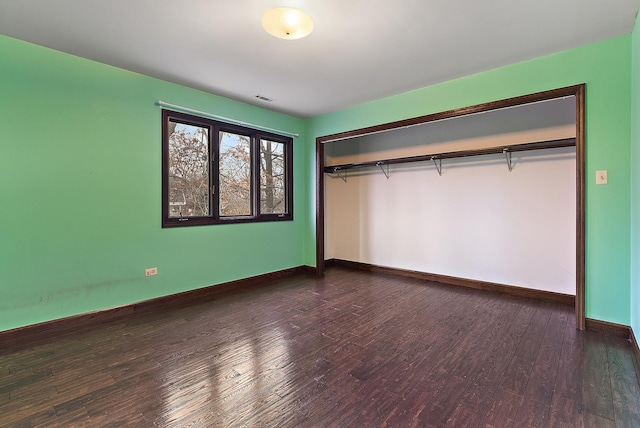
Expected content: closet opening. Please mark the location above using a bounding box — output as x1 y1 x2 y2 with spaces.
315 85 585 329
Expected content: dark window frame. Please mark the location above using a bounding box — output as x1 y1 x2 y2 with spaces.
162 109 293 227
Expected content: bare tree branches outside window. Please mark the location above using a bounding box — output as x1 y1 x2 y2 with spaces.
162 110 292 227
260 139 286 214
219 132 251 216
168 122 210 218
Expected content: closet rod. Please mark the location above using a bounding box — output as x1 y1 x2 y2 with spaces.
324 137 575 173
157 100 300 138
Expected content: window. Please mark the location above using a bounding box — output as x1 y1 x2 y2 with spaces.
162 110 293 227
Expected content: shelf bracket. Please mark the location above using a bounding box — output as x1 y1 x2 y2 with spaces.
503 148 513 172
376 162 390 179
332 167 347 182
431 156 442 176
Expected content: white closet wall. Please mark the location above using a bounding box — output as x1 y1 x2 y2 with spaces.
325 98 577 295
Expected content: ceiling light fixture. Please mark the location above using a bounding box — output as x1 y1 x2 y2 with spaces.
262 7 314 40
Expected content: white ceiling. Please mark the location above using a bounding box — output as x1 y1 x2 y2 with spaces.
1 0 639 118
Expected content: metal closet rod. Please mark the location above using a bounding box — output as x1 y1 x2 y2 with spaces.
324 137 576 173
156 100 300 138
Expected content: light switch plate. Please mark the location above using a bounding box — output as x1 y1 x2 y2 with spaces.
596 170 608 185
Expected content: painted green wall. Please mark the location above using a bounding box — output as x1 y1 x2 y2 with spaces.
1 31 636 331
0 35 308 332
307 35 633 325
631 14 640 336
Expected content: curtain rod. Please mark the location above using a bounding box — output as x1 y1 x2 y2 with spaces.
156 100 300 138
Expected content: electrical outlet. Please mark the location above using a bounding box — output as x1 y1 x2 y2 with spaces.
145 267 158 277
596 170 608 185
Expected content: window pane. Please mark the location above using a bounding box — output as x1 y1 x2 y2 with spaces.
168 121 210 218
260 139 286 214
219 131 251 216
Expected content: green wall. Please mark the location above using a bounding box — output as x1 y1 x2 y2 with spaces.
631 14 640 336
307 35 633 325
1 30 636 331
0 35 308 332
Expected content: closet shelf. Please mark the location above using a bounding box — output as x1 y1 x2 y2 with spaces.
323 137 576 174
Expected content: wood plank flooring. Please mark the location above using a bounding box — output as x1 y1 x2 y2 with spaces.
1 267 639 427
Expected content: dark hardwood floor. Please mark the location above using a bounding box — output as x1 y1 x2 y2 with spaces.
1 267 639 427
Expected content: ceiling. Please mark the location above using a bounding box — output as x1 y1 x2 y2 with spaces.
1 1 639 118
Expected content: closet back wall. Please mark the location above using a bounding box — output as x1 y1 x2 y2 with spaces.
325 98 576 295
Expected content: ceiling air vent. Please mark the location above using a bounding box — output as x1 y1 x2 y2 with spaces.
255 95 274 102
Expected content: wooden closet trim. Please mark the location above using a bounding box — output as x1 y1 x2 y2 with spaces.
315 84 586 330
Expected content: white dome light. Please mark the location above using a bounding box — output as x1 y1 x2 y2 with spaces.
262 7 314 40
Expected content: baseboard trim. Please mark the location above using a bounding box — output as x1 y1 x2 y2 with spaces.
326 259 575 306
584 318 631 339
0 265 314 353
